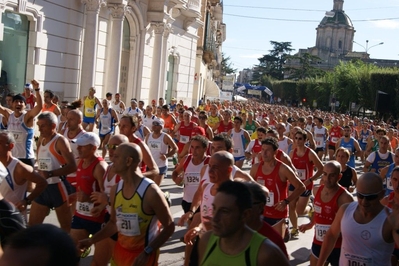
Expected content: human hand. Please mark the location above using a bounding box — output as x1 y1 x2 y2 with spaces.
90 191 108 205
184 227 201 245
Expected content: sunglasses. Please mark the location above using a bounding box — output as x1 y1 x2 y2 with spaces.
356 191 382 201
106 144 119 150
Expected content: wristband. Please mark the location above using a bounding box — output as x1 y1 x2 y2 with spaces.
283 198 290 205
35 88 40 91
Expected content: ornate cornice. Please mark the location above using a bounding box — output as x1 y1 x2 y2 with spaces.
108 3 127 19
18 0 27 13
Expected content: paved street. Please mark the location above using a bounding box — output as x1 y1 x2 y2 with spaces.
39 157 363 266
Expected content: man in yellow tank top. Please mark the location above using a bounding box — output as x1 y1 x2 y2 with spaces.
83 87 102 132
79 143 174 266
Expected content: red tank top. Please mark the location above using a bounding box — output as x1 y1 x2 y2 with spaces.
133 138 146 172
42 103 57 112
75 157 106 222
251 139 262 164
329 126 343 145
25 94 35 110
178 121 196 152
313 184 345 247
217 121 233 134
291 147 314 190
255 160 287 219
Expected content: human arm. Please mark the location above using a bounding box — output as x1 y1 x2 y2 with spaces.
335 138 341 150
354 139 362 157
257 239 290 266
163 134 178 159
90 161 108 217
171 157 186 185
349 168 358 192
111 109 119 124
243 130 251 149
79 185 118 249
39 136 77 178
316 204 348 266
304 149 324 187
25 80 43 125
363 154 373 173
275 165 305 212
178 142 190 161
95 97 103 109
133 184 175 266
307 131 316 150
14 163 47 212
206 126 214 140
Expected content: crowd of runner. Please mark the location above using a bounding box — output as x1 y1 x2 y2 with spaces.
1 82 399 265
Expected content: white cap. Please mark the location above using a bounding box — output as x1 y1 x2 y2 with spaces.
72 132 100 147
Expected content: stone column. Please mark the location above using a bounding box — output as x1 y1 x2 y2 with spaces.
149 22 165 101
106 3 126 94
159 24 172 97
80 0 102 97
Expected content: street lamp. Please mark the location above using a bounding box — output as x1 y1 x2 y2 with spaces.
353 40 384 54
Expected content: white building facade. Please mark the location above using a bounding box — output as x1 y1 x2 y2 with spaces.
0 0 219 105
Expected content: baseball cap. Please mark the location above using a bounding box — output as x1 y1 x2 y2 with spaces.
191 126 206 137
13 94 26 104
152 118 164 128
24 83 33 90
171 97 176 101
72 132 100 147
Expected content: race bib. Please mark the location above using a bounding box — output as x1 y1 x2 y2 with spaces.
343 252 372 266
315 137 323 147
185 172 200 184
116 212 140 236
148 141 161 151
266 191 274 207
315 224 330 242
233 148 242 156
362 137 368 143
387 177 393 190
38 158 52 171
76 201 94 217
297 169 306 180
331 137 339 143
102 126 109 130
12 131 24 144
86 108 94 114
180 135 190 144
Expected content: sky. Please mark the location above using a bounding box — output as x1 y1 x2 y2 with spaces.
222 0 399 74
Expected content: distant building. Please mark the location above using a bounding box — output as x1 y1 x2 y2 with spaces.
288 0 399 72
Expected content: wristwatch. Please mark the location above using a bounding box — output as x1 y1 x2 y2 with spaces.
24 197 32 205
144 246 154 254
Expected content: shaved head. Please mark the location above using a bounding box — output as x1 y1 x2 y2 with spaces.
108 134 129 145
68 109 83 120
325 160 341 175
212 151 234 168
357 172 384 194
118 143 142 166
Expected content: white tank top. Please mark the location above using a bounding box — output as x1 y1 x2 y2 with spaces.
143 115 156 129
112 101 123 114
183 155 209 202
134 125 146 140
278 137 290 154
7 112 34 159
37 134 64 183
313 126 327 148
99 109 114 135
340 202 394 266
200 183 214 226
146 132 168 168
64 128 86 178
103 163 120 213
230 129 246 157
0 157 27 205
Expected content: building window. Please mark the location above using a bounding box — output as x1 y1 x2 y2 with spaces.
338 40 342 49
0 11 29 96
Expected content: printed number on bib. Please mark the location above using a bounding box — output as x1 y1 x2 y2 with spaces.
297 169 306 180
315 224 330 242
117 212 140 236
344 252 372 266
38 158 52 171
186 173 200 183
77 201 94 216
148 141 161 151
86 108 94 114
266 191 274 207
180 135 189 144
12 131 24 144
233 148 242 156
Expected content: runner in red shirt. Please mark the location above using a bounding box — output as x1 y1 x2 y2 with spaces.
328 119 344 160
173 110 197 153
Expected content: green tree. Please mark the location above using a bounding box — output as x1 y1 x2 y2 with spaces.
253 41 294 81
287 53 325 79
221 53 237 76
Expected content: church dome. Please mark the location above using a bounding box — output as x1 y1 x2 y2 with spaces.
320 11 353 27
